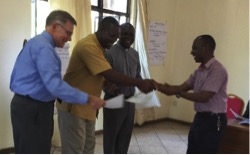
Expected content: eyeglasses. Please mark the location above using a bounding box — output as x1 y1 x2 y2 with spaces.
56 22 73 37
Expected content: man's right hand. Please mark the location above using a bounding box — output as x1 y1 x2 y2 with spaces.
156 83 172 95
137 79 156 94
88 95 105 110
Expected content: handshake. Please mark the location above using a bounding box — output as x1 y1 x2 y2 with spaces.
136 79 177 95
89 79 181 110
103 79 173 95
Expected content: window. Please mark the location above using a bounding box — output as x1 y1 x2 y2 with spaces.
31 0 50 37
90 0 131 32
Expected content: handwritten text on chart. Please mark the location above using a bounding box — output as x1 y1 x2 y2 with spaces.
148 21 167 65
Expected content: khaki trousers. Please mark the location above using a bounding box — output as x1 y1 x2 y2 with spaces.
57 109 96 154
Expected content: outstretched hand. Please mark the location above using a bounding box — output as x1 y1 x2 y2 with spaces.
155 82 182 96
153 82 173 95
88 95 105 110
137 79 156 94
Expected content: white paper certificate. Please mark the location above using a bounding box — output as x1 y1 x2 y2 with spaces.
125 90 161 109
104 94 124 109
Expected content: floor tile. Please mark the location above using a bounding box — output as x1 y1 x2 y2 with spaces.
51 120 190 154
155 128 183 141
130 133 138 145
95 134 103 144
94 143 103 154
128 145 141 154
50 147 55 154
136 136 163 146
52 147 61 154
161 139 187 154
139 146 167 154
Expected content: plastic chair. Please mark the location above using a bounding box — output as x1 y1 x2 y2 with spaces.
226 94 245 119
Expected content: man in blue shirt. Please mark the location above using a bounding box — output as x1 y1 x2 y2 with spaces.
9 10 105 154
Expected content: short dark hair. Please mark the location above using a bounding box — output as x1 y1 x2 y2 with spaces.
98 16 119 31
197 34 216 52
46 10 77 26
120 23 135 31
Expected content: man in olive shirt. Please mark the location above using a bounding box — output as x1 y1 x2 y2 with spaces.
57 17 155 153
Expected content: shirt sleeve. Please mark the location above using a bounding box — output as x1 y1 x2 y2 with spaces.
78 45 111 75
185 72 196 89
135 52 142 79
202 65 228 93
105 50 113 66
34 45 89 104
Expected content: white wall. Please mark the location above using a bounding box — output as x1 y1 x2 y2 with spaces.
148 0 249 122
0 0 31 149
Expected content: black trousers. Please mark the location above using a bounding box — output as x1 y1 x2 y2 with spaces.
11 94 54 154
187 112 227 154
103 95 135 154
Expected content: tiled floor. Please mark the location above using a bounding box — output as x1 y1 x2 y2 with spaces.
51 120 190 154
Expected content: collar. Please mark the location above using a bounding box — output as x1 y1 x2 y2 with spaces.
199 57 216 70
117 42 130 52
42 31 55 47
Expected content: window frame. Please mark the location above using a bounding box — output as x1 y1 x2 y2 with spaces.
91 0 131 23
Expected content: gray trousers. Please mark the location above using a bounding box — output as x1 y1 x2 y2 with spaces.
11 94 54 154
57 109 96 154
103 101 135 154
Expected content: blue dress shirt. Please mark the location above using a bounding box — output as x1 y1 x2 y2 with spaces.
10 31 88 104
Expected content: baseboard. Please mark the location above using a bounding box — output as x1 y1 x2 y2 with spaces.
165 117 192 126
0 147 14 154
134 117 192 127
95 130 103 135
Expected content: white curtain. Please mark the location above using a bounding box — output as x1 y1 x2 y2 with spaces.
130 0 160 125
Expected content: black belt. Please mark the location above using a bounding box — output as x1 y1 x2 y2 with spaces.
15 93 54 103
196 112 226 117
15 93 33 100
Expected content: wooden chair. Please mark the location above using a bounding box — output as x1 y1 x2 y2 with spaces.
226 94 245 119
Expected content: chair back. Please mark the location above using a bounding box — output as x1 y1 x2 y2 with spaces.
226 94 245 119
